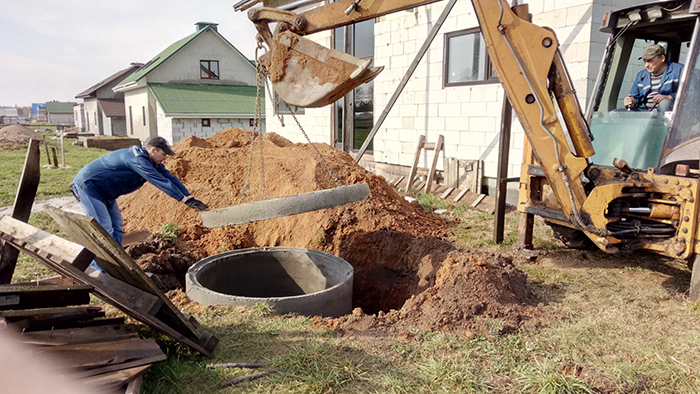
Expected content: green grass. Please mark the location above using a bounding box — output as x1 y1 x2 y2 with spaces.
0 138 107 206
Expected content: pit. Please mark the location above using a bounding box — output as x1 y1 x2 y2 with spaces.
185 247 353 317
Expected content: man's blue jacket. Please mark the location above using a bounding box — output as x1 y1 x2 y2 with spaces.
630 61 684 108
73 145 190 202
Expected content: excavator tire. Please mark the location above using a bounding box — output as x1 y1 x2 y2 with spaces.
546 222 595 250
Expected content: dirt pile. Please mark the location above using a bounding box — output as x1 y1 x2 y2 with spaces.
0 125 42 150
119 128 542 335
125 233 198 291
314 252 542 338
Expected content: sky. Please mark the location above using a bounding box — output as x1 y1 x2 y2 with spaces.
0 0 259 107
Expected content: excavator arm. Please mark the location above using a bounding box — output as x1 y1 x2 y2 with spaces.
246 0 700 265
249 0 595 227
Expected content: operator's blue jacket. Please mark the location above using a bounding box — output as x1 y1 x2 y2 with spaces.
73 145 190 202
630 61 684 109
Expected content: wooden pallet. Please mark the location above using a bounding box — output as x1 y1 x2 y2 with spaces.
0 213 218 357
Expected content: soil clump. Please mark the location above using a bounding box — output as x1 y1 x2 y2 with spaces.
0 125 42 148
119 128 543 336
126 233 198 291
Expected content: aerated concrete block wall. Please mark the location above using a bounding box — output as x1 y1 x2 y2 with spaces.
169 117 263 145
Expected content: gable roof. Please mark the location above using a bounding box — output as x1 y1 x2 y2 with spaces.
76 64 142 99
149 83 263 115
45 102 77 114
115 26 253 90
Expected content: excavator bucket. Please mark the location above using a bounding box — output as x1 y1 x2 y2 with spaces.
261 30 384 108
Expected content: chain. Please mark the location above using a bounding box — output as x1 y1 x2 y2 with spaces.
284 101 345 186
243 41 267 198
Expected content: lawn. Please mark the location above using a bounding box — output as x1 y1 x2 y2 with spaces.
0 137 108 206
10 190 700 393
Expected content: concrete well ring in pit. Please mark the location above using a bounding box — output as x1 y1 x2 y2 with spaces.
186 247 353 317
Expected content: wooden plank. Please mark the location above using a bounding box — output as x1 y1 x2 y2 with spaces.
416 168 430 176
0 306 101 318
19 324 140 346
0 216 95 272
0 139 41 284
0 294 20 307
0 284 92 310
453 189 469 202
43 207 202 339
440 187 454 199
470 194 487 208
51 147 59 168
424 134 444 194
413 180 425 191
1 214 217 356
123 229 152 247
81 364 150 391
391 175 404 188
517 211 534 248
406 134 425 192
125 375 144 394
87 269 164 316
44 338 165 371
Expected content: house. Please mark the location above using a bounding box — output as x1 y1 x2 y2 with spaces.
75 64 142 135
73 103 86 132
45 101 77 124
244 0 639 201
32 103 47 122
113 22 263 144
0 107 20 125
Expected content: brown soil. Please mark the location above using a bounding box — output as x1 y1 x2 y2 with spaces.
262 31 359 86
0 125 42 147
119 127 544 337
125 233 198 291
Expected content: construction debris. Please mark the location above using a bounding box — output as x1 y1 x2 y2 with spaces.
0 280 164 393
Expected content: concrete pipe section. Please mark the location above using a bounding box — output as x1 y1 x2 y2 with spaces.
186 247 353 317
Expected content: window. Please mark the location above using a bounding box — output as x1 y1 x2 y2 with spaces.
276 93 305 115
128 106 133 134
202 118 211 127
444 28 497 87
86 113 90 131
200 60 219 79
142 107 146 126
94 112 97 125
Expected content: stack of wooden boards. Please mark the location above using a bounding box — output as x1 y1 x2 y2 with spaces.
0 280 163 393
385 176 496 213
0 207 219 392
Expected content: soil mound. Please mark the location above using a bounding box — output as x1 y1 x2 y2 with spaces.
315 252 542 338
0 125 42 147
119 127 542 335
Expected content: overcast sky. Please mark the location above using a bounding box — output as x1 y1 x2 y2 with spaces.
0 0 259 107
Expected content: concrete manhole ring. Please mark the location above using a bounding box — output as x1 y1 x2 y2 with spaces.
186 247 353 317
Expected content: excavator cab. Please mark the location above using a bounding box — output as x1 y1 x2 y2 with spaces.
587 2 698 171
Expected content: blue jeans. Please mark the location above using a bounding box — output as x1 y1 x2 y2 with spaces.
71 183 123 271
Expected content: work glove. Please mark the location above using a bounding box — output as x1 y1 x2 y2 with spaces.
186 198 209 211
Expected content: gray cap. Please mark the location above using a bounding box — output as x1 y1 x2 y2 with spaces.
639 44 665 60
145 136 175 156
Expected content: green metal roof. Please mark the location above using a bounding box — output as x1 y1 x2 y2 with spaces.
116 29 206 88
45 101 77 113
149 83 264 115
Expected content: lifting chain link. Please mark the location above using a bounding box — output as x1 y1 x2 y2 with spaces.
244 35 345 198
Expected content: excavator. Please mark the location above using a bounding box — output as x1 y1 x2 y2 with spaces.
237 0 700 300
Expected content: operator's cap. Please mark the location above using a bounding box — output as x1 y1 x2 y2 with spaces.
145 136 175 156
639 44 665 60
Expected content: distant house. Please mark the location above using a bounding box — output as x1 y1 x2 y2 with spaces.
76 63 142 136
46 101 77 124
113 22 262 144
0 107 20 125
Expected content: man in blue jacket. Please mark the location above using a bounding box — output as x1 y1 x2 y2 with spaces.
623 45 683 112
72 136 208 253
